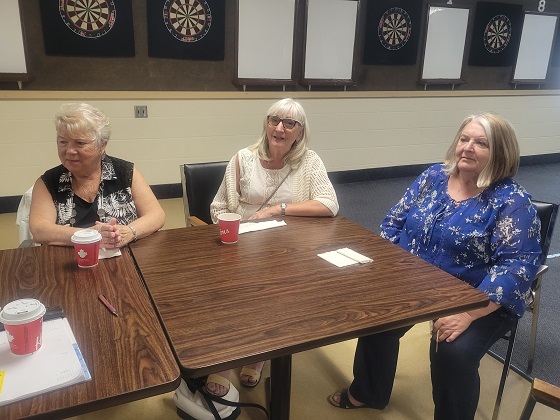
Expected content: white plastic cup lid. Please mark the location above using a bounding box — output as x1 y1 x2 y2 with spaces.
0 299 46 325
71 229 102 244
217 213 241 222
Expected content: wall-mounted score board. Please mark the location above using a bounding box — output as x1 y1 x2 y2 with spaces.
421 6 469 82
0 0 27 74
513 13 558 82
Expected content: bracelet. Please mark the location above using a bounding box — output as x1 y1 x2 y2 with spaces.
129 225 138 242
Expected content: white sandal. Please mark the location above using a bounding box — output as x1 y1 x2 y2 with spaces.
174 378 241 419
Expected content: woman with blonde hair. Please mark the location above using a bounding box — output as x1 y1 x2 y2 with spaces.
210 97 338 222
329 113 541 420
30 103 164 247
207 98 338 397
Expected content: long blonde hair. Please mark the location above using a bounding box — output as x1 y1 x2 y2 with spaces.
250 98 310 169
443 113 519 188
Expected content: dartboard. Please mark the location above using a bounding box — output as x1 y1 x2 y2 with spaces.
59 0 115 38
484 15 512 54
163 0 212 43
378 7 412 50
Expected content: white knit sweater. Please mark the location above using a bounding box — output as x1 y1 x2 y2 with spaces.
210 148 339 223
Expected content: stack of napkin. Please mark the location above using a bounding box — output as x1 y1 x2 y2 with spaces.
239 220 287 234
318 247 373 267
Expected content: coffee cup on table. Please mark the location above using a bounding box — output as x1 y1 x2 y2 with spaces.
217 213 242 244
71 229 102 268
0 298 46 355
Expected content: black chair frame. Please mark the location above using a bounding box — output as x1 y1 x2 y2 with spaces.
490 200 559 420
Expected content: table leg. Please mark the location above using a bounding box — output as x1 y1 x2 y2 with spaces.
269 355 292 420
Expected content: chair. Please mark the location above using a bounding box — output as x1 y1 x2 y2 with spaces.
179 161 228 227
490 200 559 420
16 186 37 247
519 378 560 419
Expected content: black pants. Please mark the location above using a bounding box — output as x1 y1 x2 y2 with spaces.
348 308 516 420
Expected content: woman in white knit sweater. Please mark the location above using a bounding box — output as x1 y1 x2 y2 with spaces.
207 98 339 397
210 98 339 222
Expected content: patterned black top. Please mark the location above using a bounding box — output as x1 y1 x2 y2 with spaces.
41 154 138 228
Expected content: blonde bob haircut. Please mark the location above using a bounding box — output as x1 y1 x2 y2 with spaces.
443 113 520 188
55 103 111 148
251 98 310 169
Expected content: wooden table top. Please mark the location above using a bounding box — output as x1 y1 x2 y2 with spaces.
130 216 489 378
0 246 180 420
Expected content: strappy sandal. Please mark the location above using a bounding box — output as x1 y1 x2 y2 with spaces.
240 363 263 388
328 389 373 410
205 373 231 397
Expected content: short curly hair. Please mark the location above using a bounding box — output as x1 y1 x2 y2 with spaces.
55 103 111 148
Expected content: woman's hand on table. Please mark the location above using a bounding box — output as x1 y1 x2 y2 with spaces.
248 205 280 220
94 218 124 248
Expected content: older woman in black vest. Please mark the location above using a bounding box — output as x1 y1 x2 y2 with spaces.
30 102 164 248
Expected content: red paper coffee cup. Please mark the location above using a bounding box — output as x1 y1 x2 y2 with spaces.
71 229 102 268
0 298 46 355
217 213 242 244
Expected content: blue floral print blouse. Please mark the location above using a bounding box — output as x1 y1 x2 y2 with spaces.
380 164 541 317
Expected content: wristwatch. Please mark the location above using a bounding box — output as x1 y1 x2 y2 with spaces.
281 203 287 217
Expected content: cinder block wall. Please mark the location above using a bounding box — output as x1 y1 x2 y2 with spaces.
1 91 559 197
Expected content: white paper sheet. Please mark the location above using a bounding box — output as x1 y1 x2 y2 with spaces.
239 220 287 234
99 248 121 259
0 318 90 406
318 248 373 268
336 248 373 264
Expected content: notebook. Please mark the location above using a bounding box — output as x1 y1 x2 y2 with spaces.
0 317 91 406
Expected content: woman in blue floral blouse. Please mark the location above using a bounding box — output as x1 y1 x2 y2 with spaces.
329 113 542 419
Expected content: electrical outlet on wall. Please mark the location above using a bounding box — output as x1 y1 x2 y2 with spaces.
134 105 148 118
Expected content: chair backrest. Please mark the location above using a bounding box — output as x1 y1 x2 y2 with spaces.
180 161 228 226
533 200 559 265
16 186 34 246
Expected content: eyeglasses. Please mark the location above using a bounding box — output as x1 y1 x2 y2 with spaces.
267 116 302 130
